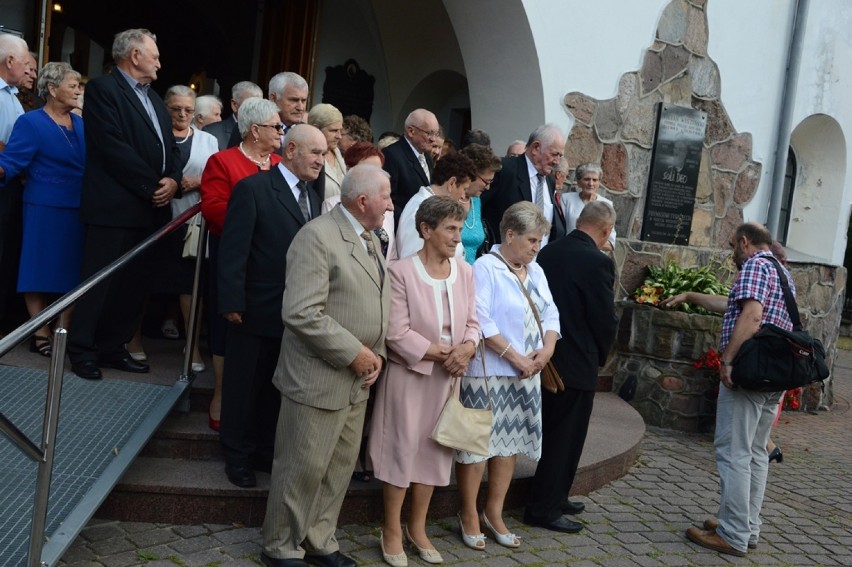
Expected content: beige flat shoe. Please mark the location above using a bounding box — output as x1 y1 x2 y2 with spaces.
380 532 408 567
404 525 442 564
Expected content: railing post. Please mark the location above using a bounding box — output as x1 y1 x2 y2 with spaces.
27 327 67 567
177 216 208 413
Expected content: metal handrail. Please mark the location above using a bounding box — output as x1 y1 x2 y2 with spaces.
0 202 207 567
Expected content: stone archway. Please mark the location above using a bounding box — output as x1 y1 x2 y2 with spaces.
788 114 848 262
443 0 546 150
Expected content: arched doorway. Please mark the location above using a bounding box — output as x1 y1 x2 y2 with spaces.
787 114 847 263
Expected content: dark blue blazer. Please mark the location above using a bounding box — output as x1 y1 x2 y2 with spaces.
537 229 617 391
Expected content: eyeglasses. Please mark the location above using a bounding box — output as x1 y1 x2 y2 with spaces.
256 123 285 133
168 106 195 115
411 124 440 138
477 174 494 187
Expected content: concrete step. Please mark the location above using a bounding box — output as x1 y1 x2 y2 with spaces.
97 392 645 527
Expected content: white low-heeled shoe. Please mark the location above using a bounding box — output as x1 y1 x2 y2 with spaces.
457 512 486 550
481 512 520 548
191 362 206 372
380 532 408 567
404 525 443 564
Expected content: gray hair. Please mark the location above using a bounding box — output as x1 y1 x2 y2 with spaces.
404 108 436 129
195 94 221 116
37 62 80 99
268 71 308 97
112 29 156 62
232 81 263 105
576 200 616 230
307 103 343 130
237 98 280 138
527 124 564 148
0 33 28 61
500 201 550 239
340 164 390 203
575 162 603 181
165 84 196 102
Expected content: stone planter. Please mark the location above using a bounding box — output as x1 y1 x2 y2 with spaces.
612 301 722 432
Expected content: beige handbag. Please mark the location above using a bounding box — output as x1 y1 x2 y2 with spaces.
182 215 202 259
430 341 492 456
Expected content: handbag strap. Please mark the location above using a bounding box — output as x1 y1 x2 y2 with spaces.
489 252 547 342
763 255 803 331
447 339 491 409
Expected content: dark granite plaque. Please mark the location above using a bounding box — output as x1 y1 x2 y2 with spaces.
642 103 707 245
321 59 375 121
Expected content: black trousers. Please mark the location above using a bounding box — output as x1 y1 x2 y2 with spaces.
0 178 23 327
220 328 281 467
526 388 596 522
68 224 155 364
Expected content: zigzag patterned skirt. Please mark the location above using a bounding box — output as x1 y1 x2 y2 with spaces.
454 374 542 464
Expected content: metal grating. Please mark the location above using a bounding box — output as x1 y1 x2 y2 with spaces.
0 366 173 567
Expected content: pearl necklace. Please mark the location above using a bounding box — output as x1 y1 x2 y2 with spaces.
497 251 524 272
174 128 192 145
239 142 271 168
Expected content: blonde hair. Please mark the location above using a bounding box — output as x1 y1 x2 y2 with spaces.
307 103 343 130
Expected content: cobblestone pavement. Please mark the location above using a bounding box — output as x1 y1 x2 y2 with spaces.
60 350 852 567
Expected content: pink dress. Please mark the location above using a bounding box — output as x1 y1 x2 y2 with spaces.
367 255 479 487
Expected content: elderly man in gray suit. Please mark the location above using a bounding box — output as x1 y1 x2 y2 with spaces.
261 164 393 567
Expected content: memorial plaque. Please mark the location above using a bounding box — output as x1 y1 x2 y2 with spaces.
641 103 707 245
322 59 375 121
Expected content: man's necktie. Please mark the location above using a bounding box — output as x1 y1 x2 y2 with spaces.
418 153 430 182
534 174 545 212
374 227 389 258
361 230 384 285
297 181 310 223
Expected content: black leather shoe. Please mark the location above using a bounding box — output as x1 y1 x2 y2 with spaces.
560 499 586 515
101 355 149 373
251 455 273 474
225 464 256 488
768 447 783 463
260 553 309 567
304 551 357 567
524 514 584 533
72 361 102 380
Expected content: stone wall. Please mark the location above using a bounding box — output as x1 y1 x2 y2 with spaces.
563 0 760 251
608 240 846 431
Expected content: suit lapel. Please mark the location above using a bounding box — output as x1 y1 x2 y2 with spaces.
330 206 382 289
404 145 430 186
272 168 308 226
517 156 533 202
112 72 160 139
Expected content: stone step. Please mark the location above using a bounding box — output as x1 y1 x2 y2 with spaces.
98 392 645 527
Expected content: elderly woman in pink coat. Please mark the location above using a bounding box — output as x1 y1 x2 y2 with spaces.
368 195 480 567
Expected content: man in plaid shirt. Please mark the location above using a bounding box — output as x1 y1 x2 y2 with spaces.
680 222 793 557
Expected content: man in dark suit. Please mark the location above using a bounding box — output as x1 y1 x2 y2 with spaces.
68 28 182 380
524 200 618 533
481 124 567 246
382 108 438 226
203 80 263 150
217 123 325 488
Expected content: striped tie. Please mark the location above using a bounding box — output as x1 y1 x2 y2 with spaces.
534 174 545 212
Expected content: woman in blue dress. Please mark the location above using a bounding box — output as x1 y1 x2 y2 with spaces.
458 143 502 264
0 62 85 357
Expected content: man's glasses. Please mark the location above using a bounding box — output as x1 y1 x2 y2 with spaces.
257 123 285 132
477 174 494 187
411 124 440 138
